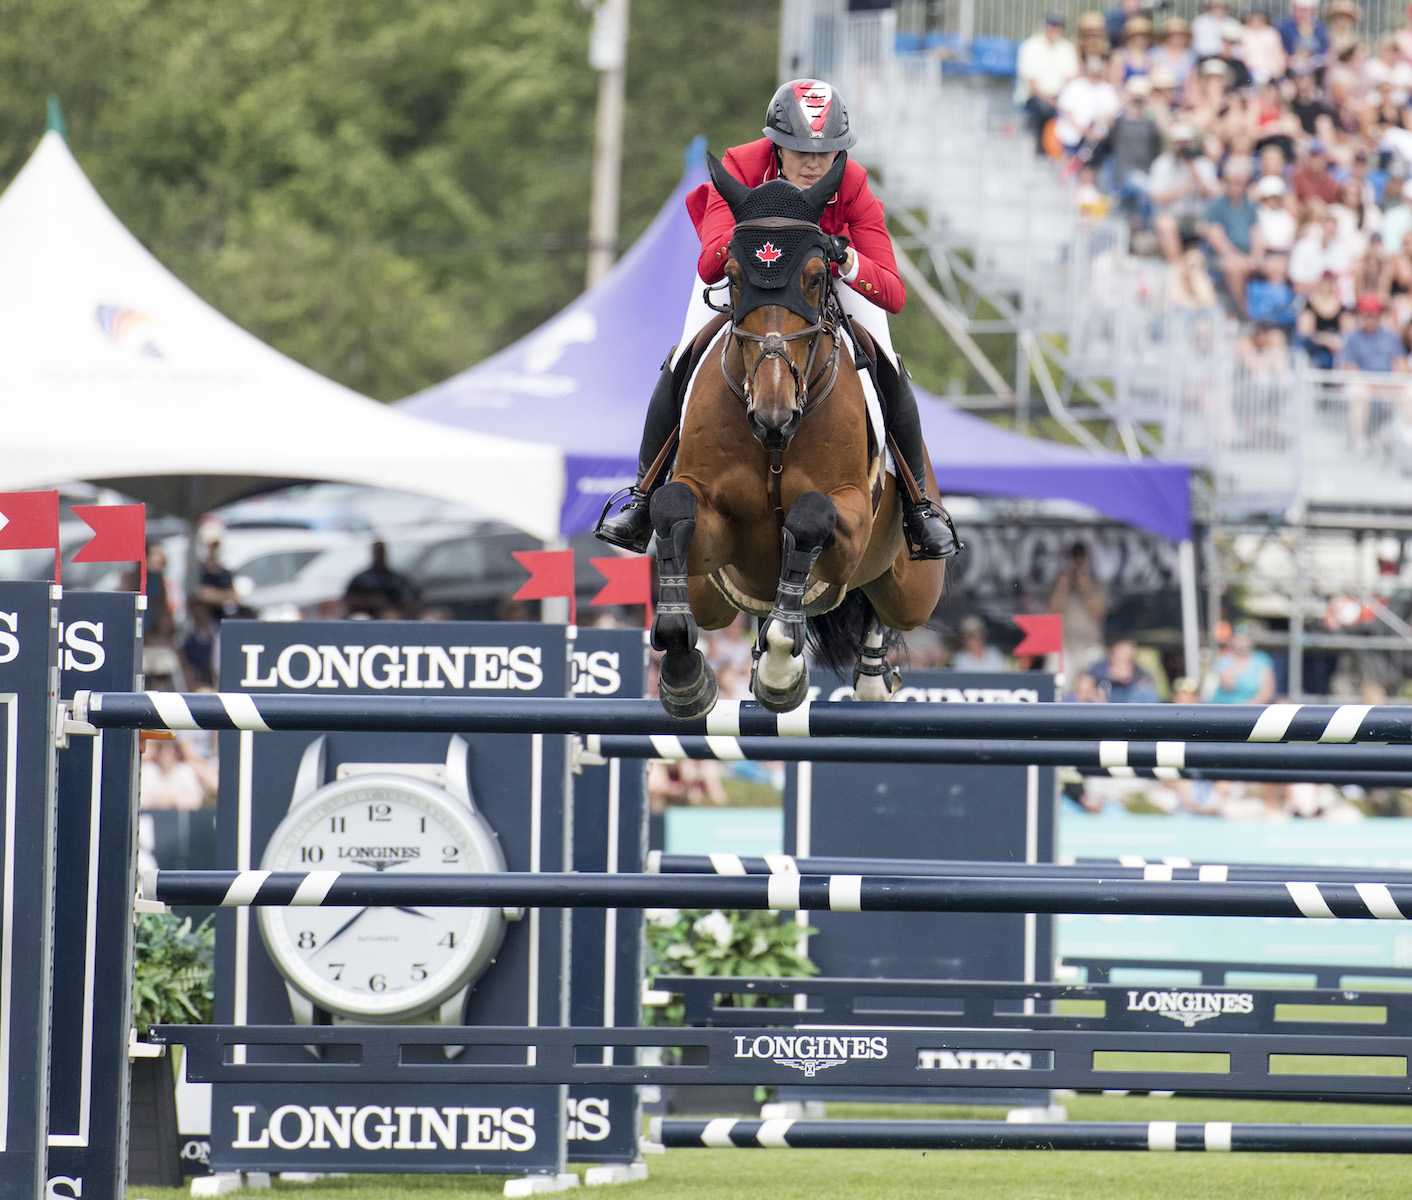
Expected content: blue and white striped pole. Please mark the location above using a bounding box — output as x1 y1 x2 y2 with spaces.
652 1117 1412 1153
72 691 1412 744
142 869 1412 919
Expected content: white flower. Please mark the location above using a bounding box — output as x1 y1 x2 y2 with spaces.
645 908 681 927
693 910 735 949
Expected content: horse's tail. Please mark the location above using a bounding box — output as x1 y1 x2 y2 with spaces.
806 591 903 678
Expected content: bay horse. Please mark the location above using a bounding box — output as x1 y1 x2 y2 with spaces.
649 153 947 718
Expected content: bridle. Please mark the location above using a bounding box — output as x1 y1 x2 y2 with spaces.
709 217 843 423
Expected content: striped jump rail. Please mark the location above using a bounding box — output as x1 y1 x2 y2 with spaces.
583 733 1412 779
652 1117 1412 1153
142 868 1412 919
70 691 1412 744
650 851 1412 885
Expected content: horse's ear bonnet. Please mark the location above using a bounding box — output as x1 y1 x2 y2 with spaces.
709 151 846 316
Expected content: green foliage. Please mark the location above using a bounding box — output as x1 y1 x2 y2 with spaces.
132 913 215 1036
0 0 779 402
643 907 817 1026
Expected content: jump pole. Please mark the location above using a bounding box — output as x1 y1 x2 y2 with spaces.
143 869 1412 919
71 691 1412 744
650 852 1412 885
652 1118 1412 1153
583 733 1412 778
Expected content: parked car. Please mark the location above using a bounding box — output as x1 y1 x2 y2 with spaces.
247 525 612 622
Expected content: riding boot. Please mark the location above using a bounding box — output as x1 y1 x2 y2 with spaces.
880 356 960 561
595 356 684 552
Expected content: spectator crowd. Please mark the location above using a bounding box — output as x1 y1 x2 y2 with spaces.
1017 0 1412 384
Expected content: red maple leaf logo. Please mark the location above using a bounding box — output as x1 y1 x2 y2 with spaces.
755 242 783 265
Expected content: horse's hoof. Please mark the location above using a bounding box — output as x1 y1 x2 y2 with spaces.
753 657 810 713
658 650 719 720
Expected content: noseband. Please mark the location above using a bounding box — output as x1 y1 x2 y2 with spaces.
712 217 842 418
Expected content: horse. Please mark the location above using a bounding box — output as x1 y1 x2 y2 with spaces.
648 153 948 718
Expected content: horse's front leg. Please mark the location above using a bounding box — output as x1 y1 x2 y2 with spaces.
753 491 837 713
649 482 719 719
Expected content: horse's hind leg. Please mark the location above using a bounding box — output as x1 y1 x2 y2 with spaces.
852 609 901 702
753 491 836 713
650 482 718 719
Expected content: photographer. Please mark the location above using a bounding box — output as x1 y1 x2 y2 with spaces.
1047 541 1109 677
1149 124 1219 262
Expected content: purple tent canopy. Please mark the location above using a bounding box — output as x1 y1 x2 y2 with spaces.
400 159 1191 544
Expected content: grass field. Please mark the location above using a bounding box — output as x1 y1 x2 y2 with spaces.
125 1093 1412 1200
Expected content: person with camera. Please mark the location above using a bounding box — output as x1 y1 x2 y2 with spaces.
1149 124 1220 262
1047 541 1109 678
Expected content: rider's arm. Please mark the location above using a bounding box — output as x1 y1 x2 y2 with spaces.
837 168 907 313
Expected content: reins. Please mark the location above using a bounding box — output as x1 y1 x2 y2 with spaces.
709 217 845 523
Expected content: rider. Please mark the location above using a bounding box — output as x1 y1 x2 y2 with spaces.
595 79 958 561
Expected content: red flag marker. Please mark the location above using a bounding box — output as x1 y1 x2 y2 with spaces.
0 490 61 581
1013 613 1063 658
590 555 653 625
72 504 148 592
513 549 577 625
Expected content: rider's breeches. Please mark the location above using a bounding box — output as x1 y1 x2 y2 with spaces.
671 276 897 369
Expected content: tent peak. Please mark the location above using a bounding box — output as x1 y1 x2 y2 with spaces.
45 96 67 142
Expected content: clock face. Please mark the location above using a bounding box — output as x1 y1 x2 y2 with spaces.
258 773 506 1020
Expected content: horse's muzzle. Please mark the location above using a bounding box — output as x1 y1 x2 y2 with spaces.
747 404 802 453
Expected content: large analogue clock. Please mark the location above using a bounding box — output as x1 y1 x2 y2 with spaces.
257 738 506 1022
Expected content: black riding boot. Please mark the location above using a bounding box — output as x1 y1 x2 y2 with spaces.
880 356 960 561
595 356 683 553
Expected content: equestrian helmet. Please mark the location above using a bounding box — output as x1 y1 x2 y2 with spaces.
763 79 857 153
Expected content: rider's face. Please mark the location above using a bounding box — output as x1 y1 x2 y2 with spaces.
778 148 837 188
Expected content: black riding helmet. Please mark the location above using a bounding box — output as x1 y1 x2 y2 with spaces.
763 79 857 154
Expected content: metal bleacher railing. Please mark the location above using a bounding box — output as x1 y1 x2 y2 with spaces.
779 0 1412 521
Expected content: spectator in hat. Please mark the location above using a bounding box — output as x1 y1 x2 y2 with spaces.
1205 623 1276 704
1192 0 1232 59
1017 13 1081 155
1278 0 1330 64
1254 175 1298 251
953 615 1009 671
1110 15 1155 85
1149 124 1220 261
1209 19 1255 90
1292 139 1341 203
1341 293 1406 371
1241 8 1288 82
1203 158 1264 313
1150 17 1196 86
1290 212 1354 298
1103 76 1163 225
1056 54 1122 155
1326 0 1362 58
1105 0 1147 44
1076 11 1113 61
1146 65 1182 128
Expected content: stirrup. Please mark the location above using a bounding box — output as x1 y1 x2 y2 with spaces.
902 498 961 562
595 486 654 553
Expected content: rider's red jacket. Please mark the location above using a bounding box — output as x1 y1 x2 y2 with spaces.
685 137 907 315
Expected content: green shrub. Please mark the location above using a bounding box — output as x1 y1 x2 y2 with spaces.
132 913 215 1036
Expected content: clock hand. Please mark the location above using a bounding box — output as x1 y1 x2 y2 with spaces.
320 906 371 948
395 906 434 919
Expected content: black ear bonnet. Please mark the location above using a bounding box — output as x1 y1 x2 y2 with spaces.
707 152 847 321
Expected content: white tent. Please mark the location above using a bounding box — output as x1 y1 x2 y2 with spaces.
0 131 563 540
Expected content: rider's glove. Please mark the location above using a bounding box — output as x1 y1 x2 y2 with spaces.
825 234 851 265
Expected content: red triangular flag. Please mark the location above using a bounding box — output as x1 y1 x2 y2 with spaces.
590 555 652 624
0 490 61 581
513 549 577 625
1013 613 1063 657
71 503 148 592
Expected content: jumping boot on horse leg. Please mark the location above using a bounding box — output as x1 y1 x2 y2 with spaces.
753 492 837 713
879 357 960 562
852 610 902 702
596 357 684 553
649 482 719 719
